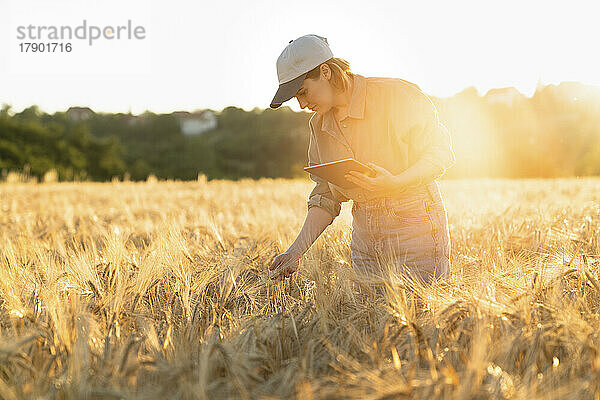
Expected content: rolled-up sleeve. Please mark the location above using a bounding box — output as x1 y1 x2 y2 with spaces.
306 121 342 220
394 85 456 179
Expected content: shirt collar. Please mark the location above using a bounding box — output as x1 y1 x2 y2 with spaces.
320 74 366 132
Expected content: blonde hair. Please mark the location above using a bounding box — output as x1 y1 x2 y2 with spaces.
305 57 354 93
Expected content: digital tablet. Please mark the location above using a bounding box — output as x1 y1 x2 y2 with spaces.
303 158 377 189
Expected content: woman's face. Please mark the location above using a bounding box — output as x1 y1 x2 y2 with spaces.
294 65 335 115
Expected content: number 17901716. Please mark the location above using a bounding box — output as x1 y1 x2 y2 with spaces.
19 42 72 52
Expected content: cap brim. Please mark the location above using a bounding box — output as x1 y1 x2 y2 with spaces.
270 73 306 109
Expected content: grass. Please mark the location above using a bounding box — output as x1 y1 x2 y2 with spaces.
0 177 599 399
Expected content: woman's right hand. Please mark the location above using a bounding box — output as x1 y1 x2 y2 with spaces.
268 251 301 280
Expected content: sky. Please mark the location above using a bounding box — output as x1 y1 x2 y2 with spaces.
1 0 599 114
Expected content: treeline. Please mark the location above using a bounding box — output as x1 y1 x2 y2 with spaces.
0 105 124 181
0 105 310 181
1 81 599 182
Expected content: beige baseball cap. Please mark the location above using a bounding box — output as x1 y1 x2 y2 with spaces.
270 34 333 109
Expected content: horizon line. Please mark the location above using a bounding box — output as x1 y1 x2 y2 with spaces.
2 79 599 117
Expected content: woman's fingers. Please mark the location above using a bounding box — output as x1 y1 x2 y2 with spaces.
269 254 298 280
273 267 291 281
269 255 287 279
346 172 372 185
281 266 294 279
268 258 280 270
269 253 286 271
271 270 282 280
346 174 374 191
367 162 387 175
270 267 284 280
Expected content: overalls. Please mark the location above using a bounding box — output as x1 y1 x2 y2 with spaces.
350 180 451 284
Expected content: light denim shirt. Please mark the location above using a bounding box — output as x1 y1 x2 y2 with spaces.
306 73 456 219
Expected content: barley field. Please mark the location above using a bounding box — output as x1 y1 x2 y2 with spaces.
1 177 599 399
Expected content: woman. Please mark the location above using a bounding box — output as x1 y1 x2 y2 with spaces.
268 34 456 285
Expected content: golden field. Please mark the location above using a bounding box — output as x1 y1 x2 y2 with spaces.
1 177 600 399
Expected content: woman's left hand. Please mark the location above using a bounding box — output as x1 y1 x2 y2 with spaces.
345 162 400 193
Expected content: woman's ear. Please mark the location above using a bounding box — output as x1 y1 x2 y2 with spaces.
320 63 331 81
